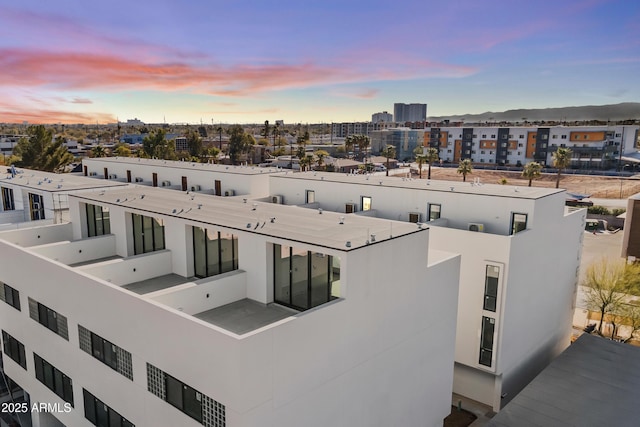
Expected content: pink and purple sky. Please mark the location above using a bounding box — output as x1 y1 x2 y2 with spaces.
1 0 638 124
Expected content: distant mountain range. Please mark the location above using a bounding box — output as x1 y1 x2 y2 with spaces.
428 102 640 123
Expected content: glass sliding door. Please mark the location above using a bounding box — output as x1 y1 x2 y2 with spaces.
192 227 239 278
132 213 165 255
274 244 292 305
310 252 330 307
193 227 207 278
290 247 309 310
274 244 340 311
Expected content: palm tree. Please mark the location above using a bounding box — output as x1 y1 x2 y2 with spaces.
457 159 473 182
344 135 355 157
381 144 396 176
425 147 439 179
552 147 572 188
415 154 428 179
91 144 108 158
314 149 329 170
299 154 314 171
522 161 542 187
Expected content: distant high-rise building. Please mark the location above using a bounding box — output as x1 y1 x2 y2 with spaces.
372 111 393 123
394 103 427 122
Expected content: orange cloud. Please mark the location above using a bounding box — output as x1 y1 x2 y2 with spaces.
0 100 115 124
0 48 476 97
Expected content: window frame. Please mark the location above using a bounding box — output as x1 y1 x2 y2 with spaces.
428 203 441 221
33 353 74 406
2 330 26 369
483 265 500 312
479 316 495 367
510 212 528 235
1 187 15 211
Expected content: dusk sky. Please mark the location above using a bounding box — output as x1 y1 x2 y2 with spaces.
1 0 639 124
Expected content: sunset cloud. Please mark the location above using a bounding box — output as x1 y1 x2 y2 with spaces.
0 48 476 97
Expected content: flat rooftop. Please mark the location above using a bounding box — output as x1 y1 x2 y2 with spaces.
71 186 424 251
1 168 128 192
83 157 285 176
489 334 640 427
273 171 565 200
194 299 295 335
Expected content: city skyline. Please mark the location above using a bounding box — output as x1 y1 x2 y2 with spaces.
1 0 639 125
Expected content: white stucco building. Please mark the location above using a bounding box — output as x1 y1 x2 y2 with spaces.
0 170 460 427
266 172 586 411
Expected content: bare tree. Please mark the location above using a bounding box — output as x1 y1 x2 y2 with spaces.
583 258 639 335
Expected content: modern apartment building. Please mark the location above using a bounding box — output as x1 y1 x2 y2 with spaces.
0 168 127 230
370 128 425 160
81 157 283 197
371 111 393 123
427 125 639 168
394 103 427 123
0 168 461 427
267 172 585 411
7 157 586 421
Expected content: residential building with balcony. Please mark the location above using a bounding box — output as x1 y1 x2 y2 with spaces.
267 172 585 411
428 125 639 169
0 174 460 427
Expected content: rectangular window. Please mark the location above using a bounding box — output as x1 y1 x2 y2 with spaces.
29 298 68 340
86 204 111 237
428 204 441 221
361 196 372 211
165 375 203 423
561 135 567 139
305 190 315 204
132 214 165 255
510 212 528 235
274 244 340 311
29 193 45 220
479 317 495 367
2 330 26 369
79 325 133 380
483 266 500 312
33 354 74 406
0 282 20 311
1 187 15 211
192 228 238 279
91 332 118 370
83 389 135 427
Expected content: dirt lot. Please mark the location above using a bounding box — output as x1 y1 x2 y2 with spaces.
419 167 640 199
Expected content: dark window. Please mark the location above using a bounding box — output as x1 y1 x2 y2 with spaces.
86 204 111 237
132 213 165 255
274 244 340 311
2 331 26 369
1 187 14 211
483 266 499 312
83 389 135 427
2 283 20 311
28 193 45 220
164 375 203 423
428 204 441 221
479 317 495 367
90 332 119 371
37 302 59 334
33 354 74 405
192 228 239 279
510 212 528 235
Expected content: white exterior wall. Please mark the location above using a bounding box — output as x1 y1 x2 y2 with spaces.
0 196 460 427
497 204 585 408
268 174 584 412
82 158 279 197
